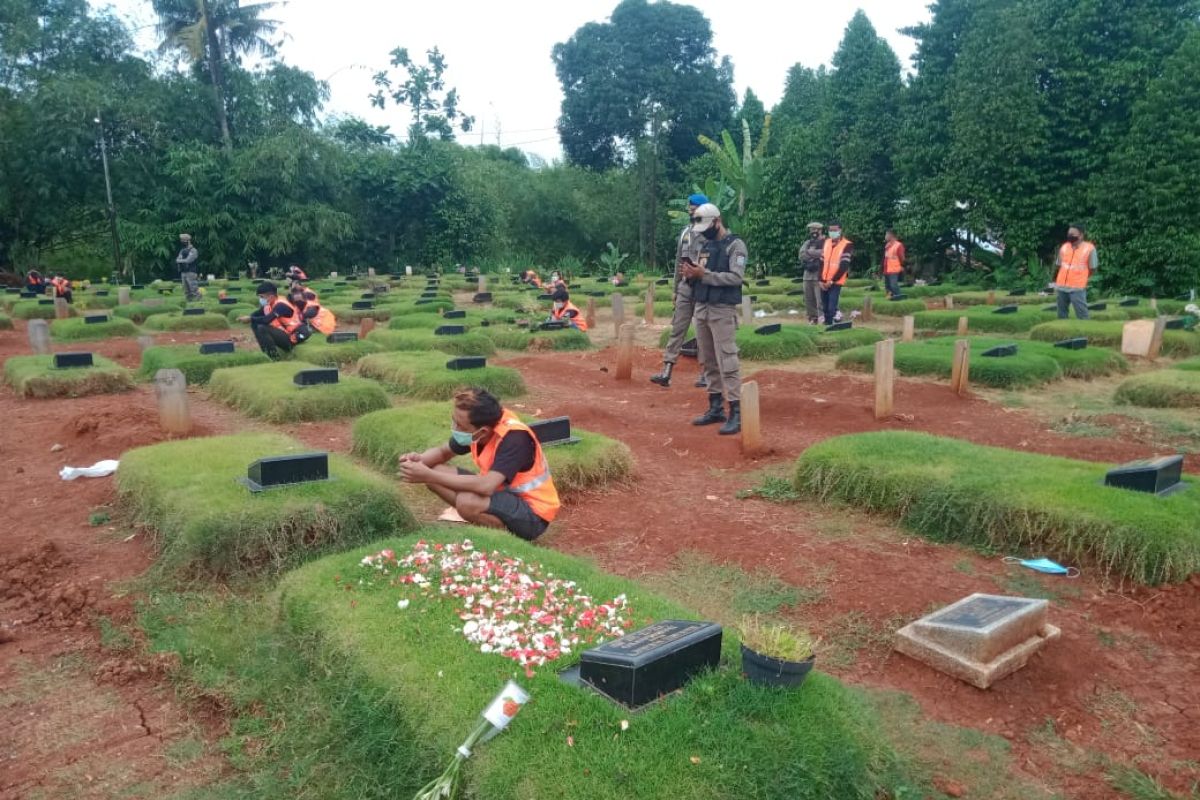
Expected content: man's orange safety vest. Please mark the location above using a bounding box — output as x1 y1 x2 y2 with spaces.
1055 241 1095 289
266 297 303 340
822 238 852 285
308 304 336 335
471 410 560 523
552 301 587 331
884 240 904 275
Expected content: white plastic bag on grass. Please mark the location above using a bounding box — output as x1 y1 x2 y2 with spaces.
59 460 119 480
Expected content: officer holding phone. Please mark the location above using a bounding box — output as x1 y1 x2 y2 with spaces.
650 193 709 387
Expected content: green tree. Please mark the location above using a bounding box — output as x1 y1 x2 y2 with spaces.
735 88 766 146
369 46 474 142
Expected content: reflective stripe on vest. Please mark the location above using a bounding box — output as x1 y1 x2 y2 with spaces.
1055 242 1093 289
471 410 560 523
884 241 903 275
822 238 852 285
552 301 587 331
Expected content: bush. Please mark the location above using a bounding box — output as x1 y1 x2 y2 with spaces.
367 328 497 356
480 327 592 352
209 362 390 422
794 431 1200 584
351 403 633 496
143 312 231 332
3 354 134 398
137 345 270 384
1030 320 1200 357
357 352 526 400
112 303 178 323
274 528 909 800
291 337 383 367
117 433 415 578
1114 371 1200 408
49 317 139 341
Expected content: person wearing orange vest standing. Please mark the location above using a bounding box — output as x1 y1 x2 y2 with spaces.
549 288 587 331
241 281 307 359
820 220 854 324
1054 224 1097 320
882 229 905 299
399 387 560 541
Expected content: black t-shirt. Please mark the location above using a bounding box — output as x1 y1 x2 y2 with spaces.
449 430 536 482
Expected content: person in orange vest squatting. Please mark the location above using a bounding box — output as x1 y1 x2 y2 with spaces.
548 287 587 331
50 273 73 303
238 281 312 359
1054 224 1097 319
882 228 906 299
287 283 337 338
399 387 560 541
820 220 853 324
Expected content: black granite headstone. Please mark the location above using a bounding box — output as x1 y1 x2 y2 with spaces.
889 293 908 301
529 416 578 446
20 291 38 298
537 293 555 302
1164 318 1187 330
473 292 493 303
656 278 670 285
95 290 109 297
1054 337 1088 350
790 277 805 284
415 298 435 305
130 284 144 290
538 320 568 331
38 298 53 305
755 279 771 287
293 368 339 386
199 340 236 354
480 319 491 327
218 297 238 305
326 332 359 344
83 314 108 324
335 281 348 287
1119 298 1139 307
786 289 804 296
1086 302 1107 311
351 301 374 310
5 288 20 295
420 291 438 299
242 452 329 492
1007 289 1027 297
182 307 205 316
680 337 698 358
981 344 1018 357
1104 456 1185 496
748 295 758 302
435 325 465 336
443 310 466 319
54 352 93 368
755 323 781 335
992 305 1019 314
446 356 486 371
575 620 722 709
825 321 852 332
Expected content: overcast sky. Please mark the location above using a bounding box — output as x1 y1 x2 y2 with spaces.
98 0 931 161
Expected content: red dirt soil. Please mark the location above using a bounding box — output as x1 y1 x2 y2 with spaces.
2 318 1197 799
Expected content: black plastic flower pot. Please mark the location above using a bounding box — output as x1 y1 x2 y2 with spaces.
740 643 815 688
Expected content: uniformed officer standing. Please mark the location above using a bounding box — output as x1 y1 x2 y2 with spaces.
681 203 747 435
650 192 709 388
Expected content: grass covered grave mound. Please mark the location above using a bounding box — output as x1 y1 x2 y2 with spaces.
836 336 1126 387
142 312 231 332
118 433 415 578
480 327 592 353
3 354 134 398
326 305 393 323
1030 320 1200 357
794 431 1200 584
367 329 497 357
1114 370 1200 408
209 361 390 422
112 302 177 323
811 327 884 353
357 352 526 400
1174 356 1200 371
658 325 816 361
9 300 70 320
49 316 139 341
138 344 270 384
912 306 1054 334
291 337 383 367
275 529 912 800
352 403 633 495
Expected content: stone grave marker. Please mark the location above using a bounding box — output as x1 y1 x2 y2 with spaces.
294 368 339 386
569 619 723 709
37 298 54 306
239 452 330 492
327 332 358 344
446 357 486 371
755 323 781 335
352 301 374 310
1087 302 1107 311
1054 338 1088 350
981 344 1018 357
219 297 238 305
154 368 190 434
1121 320 1157 356
473 292 492 303
443 310 466 319
27 319 51 354
182 307 205 316
529 416 579 446
1007 289 1027 297
435 325 465 336
992 305 1019 315
199 341 235 355
1119 298 1139 307
1164 317 1187 330
894 593 1060 689
825 321 852 332
1104 456 1185 496
54 352 93 368
84 314 109 325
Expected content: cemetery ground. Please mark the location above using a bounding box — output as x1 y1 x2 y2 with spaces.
1 299 1198 800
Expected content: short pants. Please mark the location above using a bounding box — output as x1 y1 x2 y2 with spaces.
456 468 550 540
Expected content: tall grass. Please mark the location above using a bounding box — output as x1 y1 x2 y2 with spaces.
1114 371 1200 408
795 431 1200 584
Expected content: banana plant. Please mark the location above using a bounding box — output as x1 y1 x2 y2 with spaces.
696 115 772 227
667 177 736 230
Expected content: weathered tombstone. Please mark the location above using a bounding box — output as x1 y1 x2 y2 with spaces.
54 298 70 319
477 275 487 294
585 297 597 331
294 368 339 386
1104 455 1185 496
327 332 359 344
611 293 626 336
741 380 763 454
981 344 1018 358
861 295 874 321
199 340 235 355
644 283 655 324
435 325 465 336
956 316 969 336
54 352 93 368
573 620 722 709
446 357 486 371
945 295 955 310
1149 297 1158 311
615 322 634 380
986 290 996 305
27 319 50 354
894 593 1060 689
874 338 895 420
154 368 191 435
740 297 753 326
951 339 970 395
240 452 330 492
1121 319 1160 358
367 267 376 278
902 315 915 342
754 323 781 335
529 416 579 446
330 271 339 279
137 335 156 353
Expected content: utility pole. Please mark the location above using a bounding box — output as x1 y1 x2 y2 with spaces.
96 112 123 281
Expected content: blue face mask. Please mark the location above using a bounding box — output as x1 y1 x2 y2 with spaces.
258 296 269 307
1004 556 1079 577
830 230 842 240
450 428 474 447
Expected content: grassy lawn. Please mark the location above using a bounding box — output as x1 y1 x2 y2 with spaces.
49 316 140 341
137 344 270 384
356 351 527 400
208 361 390 422
3 354 134 398
1115 370 1200 409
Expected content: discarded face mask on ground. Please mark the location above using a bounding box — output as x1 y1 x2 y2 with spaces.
1003 556 1079 577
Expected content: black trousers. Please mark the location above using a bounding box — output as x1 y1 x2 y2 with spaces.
252 323 294 358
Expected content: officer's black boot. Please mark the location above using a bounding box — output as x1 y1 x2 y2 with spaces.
718 401 741 435
694 373 707 388
649 362 674 387
692 393 727 426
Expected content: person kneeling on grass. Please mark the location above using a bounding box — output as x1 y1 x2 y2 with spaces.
287 284 337 337
399 387 560 541
549 288 587 331
239 281 312 359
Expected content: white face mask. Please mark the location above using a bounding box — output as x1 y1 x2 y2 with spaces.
553 302 565 311
830 230 842 240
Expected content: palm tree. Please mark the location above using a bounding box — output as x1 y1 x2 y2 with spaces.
154 0 284 150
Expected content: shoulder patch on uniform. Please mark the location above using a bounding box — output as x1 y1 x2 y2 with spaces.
734 254 746 269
